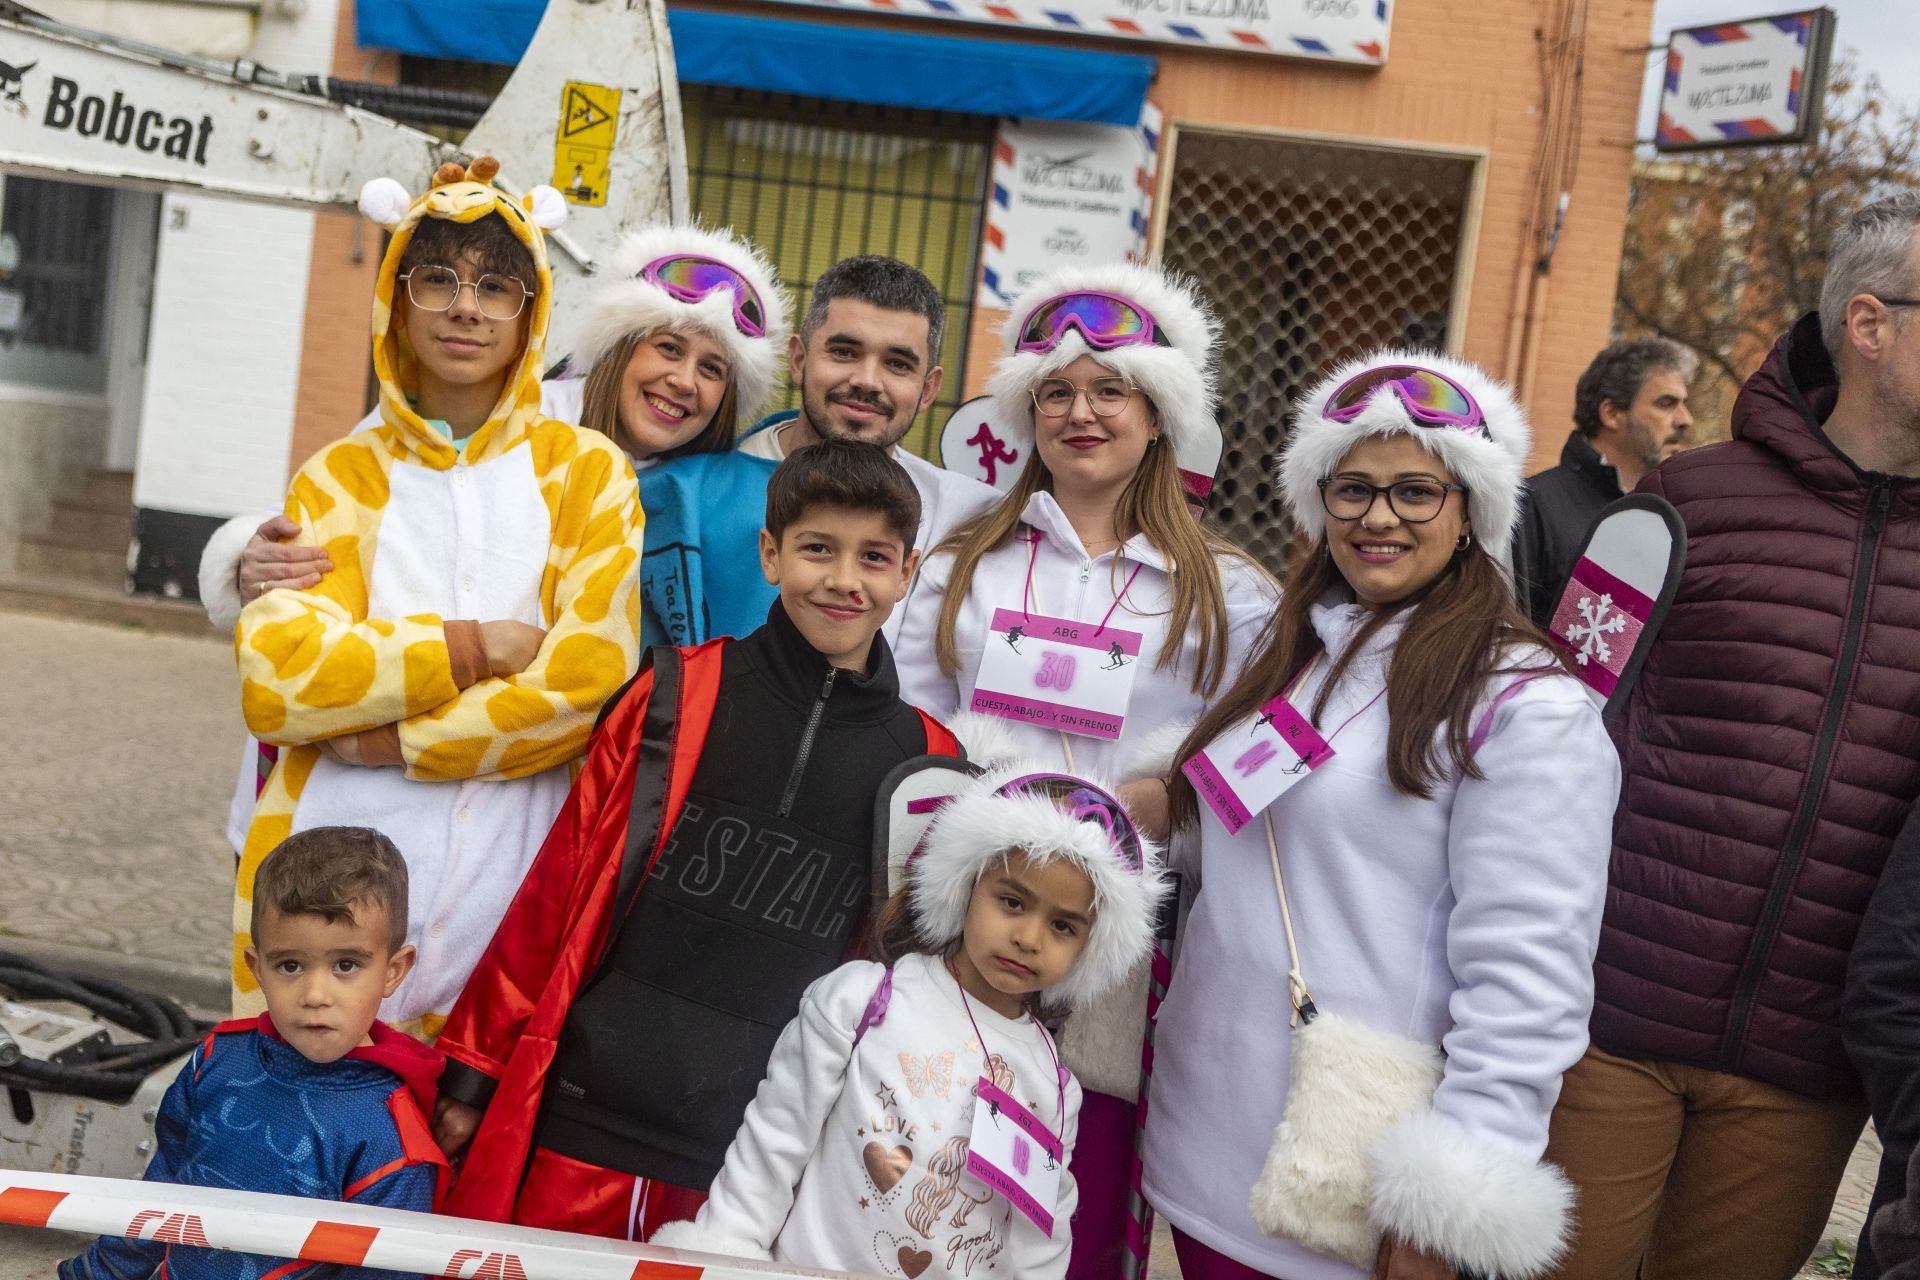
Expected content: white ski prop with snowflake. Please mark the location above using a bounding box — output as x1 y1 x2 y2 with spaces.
1546 494 1687 721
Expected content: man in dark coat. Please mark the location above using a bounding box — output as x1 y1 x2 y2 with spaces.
1512 337 1695 626
1543 192 1920 1280
1851 800 1920 1280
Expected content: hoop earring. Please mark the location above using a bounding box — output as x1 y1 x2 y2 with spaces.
1455 532 1473 552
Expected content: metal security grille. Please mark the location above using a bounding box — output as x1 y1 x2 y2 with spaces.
683 86 994 458
0 176 115 355
1159 129 1479 570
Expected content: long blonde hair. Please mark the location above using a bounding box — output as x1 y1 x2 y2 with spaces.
578 329 739 462
931 422 1262 696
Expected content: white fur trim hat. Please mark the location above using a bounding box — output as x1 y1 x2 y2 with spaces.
909 765 1170 1011
987 262 1219 460
1279 349 1533 570
572 225 790 430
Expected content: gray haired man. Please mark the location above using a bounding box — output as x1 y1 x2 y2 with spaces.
1512 337 1696 625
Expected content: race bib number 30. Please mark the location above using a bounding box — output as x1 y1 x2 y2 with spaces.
971 609 1142 741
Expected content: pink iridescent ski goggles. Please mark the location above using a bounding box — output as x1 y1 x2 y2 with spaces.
997 772 1145 873
640 254 768 338
1322 364 1489 438
1016 290 1172 355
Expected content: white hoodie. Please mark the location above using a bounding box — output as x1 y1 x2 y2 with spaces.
653 952 1082 1280
893 488 1278 784
1141 598 1619 1280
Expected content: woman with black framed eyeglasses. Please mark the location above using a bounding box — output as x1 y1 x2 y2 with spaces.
1147 350 1618 1280
893 262 1277 1280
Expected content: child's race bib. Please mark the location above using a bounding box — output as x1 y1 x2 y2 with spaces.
970 609 1142 741
965 1077 1064 1236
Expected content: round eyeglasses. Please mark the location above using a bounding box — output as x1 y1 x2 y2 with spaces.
1318 476 1466 524
399 265 532 321
1031 377 1138 419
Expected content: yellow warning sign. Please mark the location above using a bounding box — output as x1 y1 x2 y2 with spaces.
553 81 620 207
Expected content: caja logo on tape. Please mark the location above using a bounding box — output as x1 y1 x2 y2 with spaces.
443 1249 531 1280
127 1210 211 1246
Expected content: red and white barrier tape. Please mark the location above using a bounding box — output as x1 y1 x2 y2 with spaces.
0 1170 875 1280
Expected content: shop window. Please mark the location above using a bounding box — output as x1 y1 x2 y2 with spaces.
684 85 994 459
0 176 117 393
1159 129 1479 571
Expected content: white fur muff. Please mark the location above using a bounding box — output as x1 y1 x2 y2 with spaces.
1248 1011 1442 1267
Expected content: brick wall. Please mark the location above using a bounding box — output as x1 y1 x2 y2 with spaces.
946 0 1657 476
1153 0 1655 473
286 0 398 473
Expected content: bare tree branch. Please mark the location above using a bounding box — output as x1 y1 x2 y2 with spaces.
1615 56 1920 436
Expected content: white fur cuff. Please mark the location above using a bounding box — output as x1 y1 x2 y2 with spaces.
1116 720 1195 784
1059 958 1149 1100
648 1219 773 1262
1369 1110 1574 1279
199 509 270 634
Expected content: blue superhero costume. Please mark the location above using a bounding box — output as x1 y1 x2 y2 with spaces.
61 1015 447 1280
636 416 786 648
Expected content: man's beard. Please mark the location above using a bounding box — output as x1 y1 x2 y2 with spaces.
799 378 915 449
1627 415 1676 471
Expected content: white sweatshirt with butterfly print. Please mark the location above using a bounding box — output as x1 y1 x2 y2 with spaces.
652 952 1083 1280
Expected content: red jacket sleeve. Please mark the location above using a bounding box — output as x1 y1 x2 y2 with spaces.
436 667 654 1102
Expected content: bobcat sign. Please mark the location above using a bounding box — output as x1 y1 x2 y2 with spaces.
1655 7 1836 151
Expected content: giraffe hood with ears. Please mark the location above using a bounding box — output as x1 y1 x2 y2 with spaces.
358 158 570 469
232 159 642 1038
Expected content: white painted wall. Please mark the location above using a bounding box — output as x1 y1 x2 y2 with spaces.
131 192 316 516
103 191 159 472
129 0 342 518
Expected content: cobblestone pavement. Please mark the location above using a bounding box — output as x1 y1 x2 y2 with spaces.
0 606 1891 1278
0 610 236 980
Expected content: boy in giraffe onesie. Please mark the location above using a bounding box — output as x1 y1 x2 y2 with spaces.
233 158 643 1040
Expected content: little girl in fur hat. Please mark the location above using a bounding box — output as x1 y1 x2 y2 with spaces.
652 765 1170 1279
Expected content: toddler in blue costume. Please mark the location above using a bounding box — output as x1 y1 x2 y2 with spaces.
62 827 448 1280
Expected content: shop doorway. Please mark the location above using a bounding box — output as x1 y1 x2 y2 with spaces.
1158 127 1482 571
683 85 995 459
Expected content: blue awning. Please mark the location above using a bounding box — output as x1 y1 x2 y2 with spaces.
356 4 1155 127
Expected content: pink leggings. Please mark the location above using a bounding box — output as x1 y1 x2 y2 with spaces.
1171 1228 1285 1280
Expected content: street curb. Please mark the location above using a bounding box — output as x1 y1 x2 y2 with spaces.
0 575 220 640
0 937 227 1017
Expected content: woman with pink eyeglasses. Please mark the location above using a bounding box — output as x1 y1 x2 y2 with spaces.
1149 352 1618 1280
893 261 1278 1280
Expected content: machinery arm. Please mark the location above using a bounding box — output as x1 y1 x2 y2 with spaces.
0 0 684 353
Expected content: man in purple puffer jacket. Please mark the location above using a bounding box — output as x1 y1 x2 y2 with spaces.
1545 193 1920 1280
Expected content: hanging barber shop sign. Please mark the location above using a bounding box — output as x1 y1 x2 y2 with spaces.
1655 8 1836 151
978 107 1161 311
758 1 1393 66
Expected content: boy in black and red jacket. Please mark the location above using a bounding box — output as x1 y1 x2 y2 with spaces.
431 439 960 1239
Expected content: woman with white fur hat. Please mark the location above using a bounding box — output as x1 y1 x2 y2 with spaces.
651 766 1171 1280
1147 354 1619 1280
891 261 1278 1278
567 224 792 647
569 224 788 469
